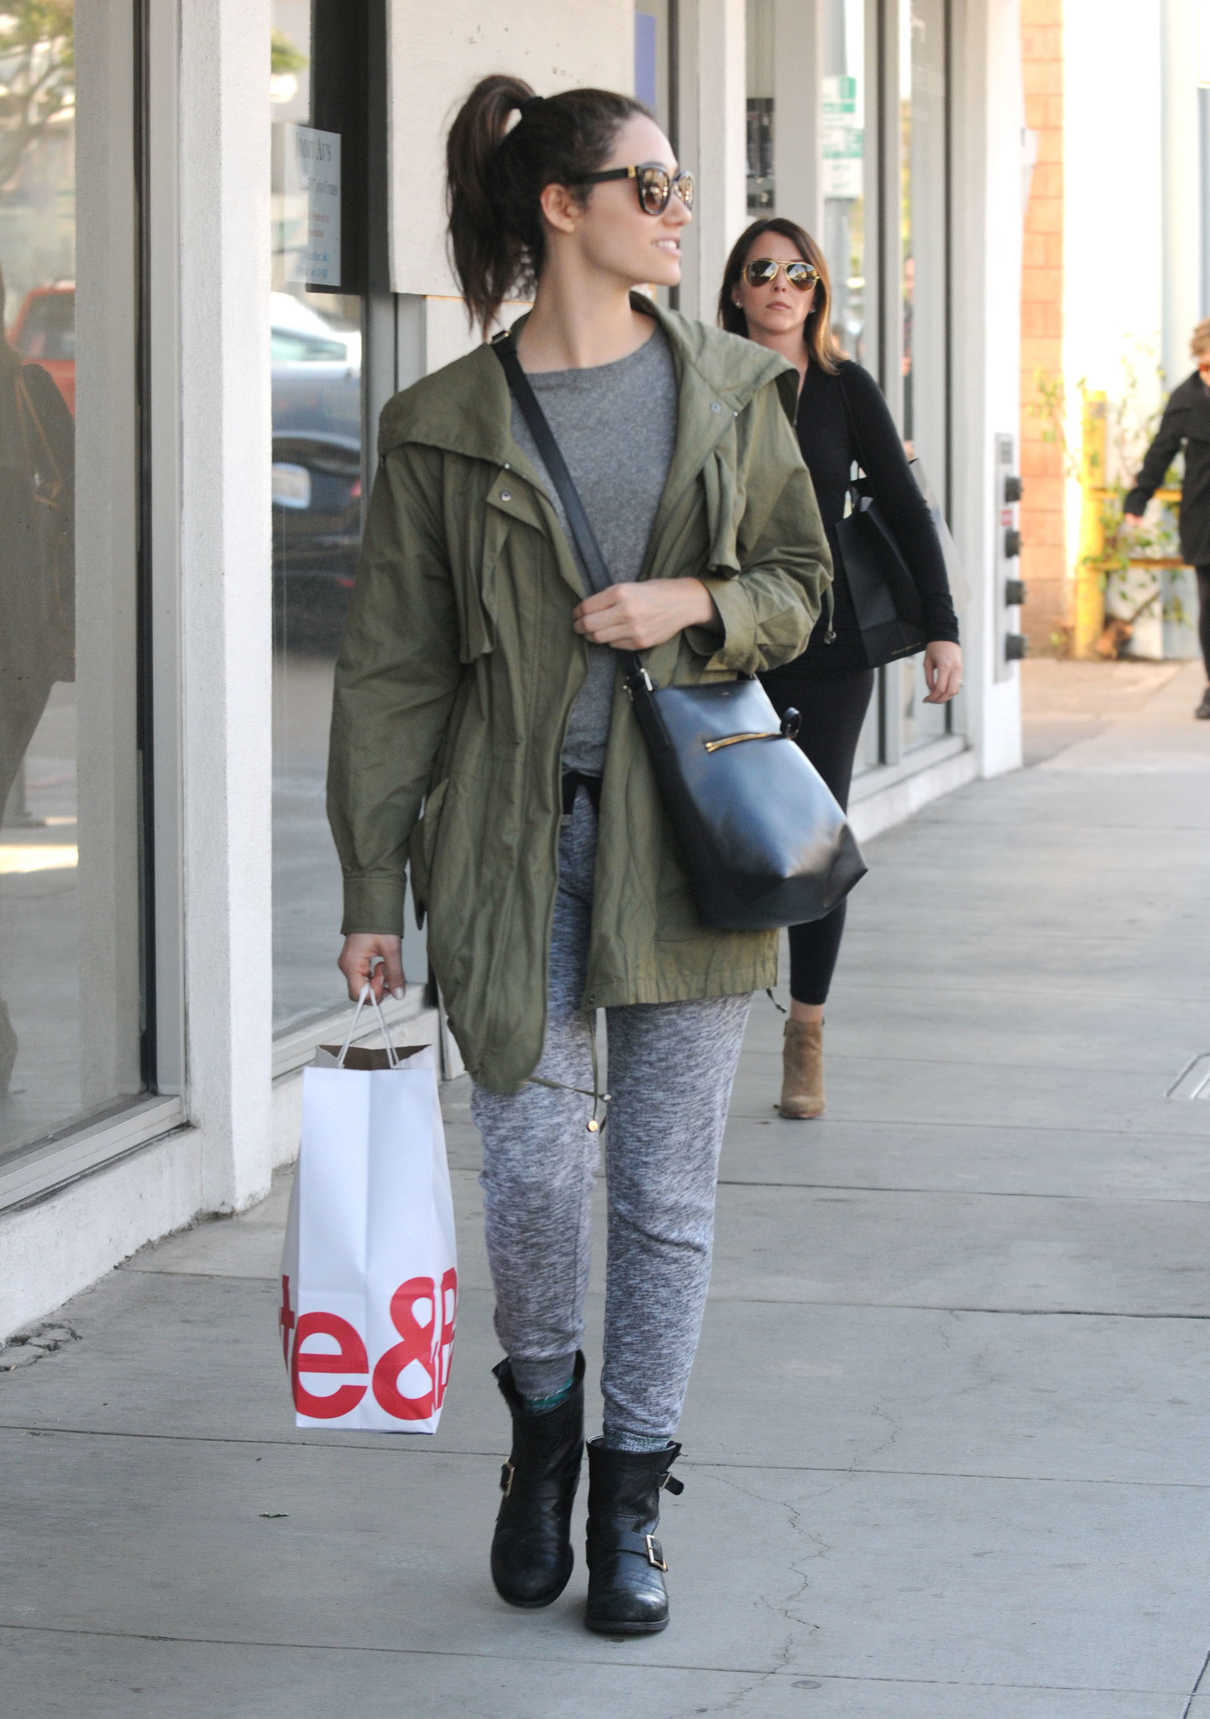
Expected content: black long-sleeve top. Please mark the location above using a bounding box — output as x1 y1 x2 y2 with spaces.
764 359 960 678
1122 371 1210 567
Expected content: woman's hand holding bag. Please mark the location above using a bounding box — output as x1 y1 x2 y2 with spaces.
572 578 718 650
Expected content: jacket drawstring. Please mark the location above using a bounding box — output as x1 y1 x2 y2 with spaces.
526 1031 611 1132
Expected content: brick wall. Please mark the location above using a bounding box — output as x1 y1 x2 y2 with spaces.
1019 0 1068 653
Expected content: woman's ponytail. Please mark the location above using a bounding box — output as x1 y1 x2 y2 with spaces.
446 74 648 337
446 74 536 341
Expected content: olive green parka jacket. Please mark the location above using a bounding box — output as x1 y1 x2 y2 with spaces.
327 298 832 1092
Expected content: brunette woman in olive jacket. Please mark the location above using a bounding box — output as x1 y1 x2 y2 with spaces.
327 77 830 1637
719 216 962 1120
1123 318 1210 717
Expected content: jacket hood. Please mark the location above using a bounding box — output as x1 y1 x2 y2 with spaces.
377 295 798 465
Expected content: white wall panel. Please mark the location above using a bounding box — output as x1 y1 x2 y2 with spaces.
387 0 634 297
950 0 1024 777
178 0 275 1211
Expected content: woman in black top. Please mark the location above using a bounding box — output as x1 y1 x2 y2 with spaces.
718 215 962 1119
1123 318 1210 718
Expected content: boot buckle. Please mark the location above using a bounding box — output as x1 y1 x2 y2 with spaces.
500 1460 515 1498
645 1533 667 1572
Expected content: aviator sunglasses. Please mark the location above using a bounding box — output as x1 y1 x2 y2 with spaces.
744 257 820 290
579 161 695 216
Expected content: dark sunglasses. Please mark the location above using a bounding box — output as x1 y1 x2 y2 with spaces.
579 161 695 216
744 258 820 290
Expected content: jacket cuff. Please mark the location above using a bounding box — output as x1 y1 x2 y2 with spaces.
340 873 406 937
684 576 756 671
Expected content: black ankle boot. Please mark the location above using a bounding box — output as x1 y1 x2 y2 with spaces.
585 1438 684 1635
490 1353 585 1608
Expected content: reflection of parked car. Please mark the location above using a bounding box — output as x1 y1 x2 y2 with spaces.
8 282 76 413
271 293 363 653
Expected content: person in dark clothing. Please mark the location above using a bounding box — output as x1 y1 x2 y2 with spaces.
718 215 962 1119
0 262 76 1091
1123 318 1210 718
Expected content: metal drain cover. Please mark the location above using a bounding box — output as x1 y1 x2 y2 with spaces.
1167 1054 1210 1101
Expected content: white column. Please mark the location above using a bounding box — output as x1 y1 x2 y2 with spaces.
949 0 1023 778
178 0 274 1211
676 0 747 321
773 0 823 235
1161 0 1203 387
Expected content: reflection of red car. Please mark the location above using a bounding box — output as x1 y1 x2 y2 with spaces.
8 282 75 414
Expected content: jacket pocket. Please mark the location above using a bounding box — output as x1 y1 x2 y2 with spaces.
408 777 449 924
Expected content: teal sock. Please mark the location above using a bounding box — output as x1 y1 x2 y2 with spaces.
523 1376 574 1413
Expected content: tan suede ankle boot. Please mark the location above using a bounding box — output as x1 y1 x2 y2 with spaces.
779 1019 825 1118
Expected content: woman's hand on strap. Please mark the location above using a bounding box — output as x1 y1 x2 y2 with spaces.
922 639 963 704
572 578 718 652
338 934 406 1003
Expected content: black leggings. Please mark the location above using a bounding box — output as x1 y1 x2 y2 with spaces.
1197 567 1210 679
761 666 876 1007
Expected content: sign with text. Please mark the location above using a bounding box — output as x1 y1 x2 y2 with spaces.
285 124 342 288
822 73 863 201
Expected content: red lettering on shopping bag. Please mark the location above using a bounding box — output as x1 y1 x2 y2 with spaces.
438 1266 457 1398
372 1272 456 1419
291 1311 369 1419
284 1269 458 1423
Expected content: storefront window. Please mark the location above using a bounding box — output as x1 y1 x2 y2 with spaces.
635 3 674 134
822 0 868 365
271 0 367 1033
0 3 144 1160
898 0 950 751
745 0 775 214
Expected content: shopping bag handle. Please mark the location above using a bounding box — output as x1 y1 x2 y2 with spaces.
336 983 400 1068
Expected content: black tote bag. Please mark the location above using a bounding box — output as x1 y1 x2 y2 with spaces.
832 374 929 668
492 332 867 932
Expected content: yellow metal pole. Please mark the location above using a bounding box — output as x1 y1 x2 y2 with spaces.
1074 389 1107 658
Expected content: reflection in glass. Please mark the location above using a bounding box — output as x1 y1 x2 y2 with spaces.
1 1 144 1157
270 0 364 1032
745 0 775 213
822 0 867 365
899 0 950 751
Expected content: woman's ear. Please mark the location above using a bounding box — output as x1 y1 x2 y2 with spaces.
538 181 581 236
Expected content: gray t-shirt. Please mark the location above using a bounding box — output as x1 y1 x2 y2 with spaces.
510 325 677 776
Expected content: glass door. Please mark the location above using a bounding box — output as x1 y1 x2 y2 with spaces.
894 0 952 754
0 2 145 1160
270 0 369 1036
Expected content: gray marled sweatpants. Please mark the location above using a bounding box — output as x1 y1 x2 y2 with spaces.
471 788 751 1442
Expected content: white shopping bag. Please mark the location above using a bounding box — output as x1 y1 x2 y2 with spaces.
279 987 458 1433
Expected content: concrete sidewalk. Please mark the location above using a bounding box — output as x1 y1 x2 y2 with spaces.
3 660 1209 1718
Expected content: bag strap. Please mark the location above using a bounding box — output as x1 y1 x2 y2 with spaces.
491 332 649 692
337 983 400 1067
834 366 867 503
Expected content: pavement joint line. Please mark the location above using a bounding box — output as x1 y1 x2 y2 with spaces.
1182 1649 1210 1719
2 1424 1209 1491
126 1180 1210 1210
700 1299 1210 1319
117 1268 277 1283
732 1114 1210 1140
827 981 1210 1000
0 1623 1187 1693
107 1270 1210 1318
744 1049 1210 1076
713 1179 1210 1206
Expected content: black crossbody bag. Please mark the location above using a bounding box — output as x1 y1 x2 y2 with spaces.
833 374 928 668
492 332 866 932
